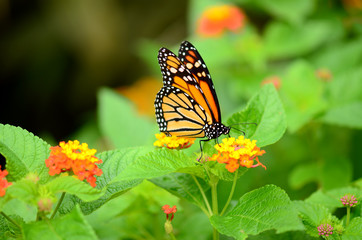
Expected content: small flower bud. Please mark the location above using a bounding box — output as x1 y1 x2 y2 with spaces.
340 194 359 207
261 76 281 90
164 220 174 234
317 223 333 237
38 198 53 212
25 173 39 183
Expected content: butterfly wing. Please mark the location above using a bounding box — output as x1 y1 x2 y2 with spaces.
155 85 207 138
157 47 215 125
178 41 221 123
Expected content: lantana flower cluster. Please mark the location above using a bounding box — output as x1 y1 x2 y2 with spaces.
197 5 245 37
45 140 103 187
0 165 12 197
317 223 333 237
210 136 266 173
154 133 195 149
162 204 177 221
340 194 358 207
162 204 177 235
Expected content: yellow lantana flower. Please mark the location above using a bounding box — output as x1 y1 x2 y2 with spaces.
154 133 195 149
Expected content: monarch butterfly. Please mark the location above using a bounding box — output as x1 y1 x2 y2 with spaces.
154 41 230 146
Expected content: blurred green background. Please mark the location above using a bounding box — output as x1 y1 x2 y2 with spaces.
1 0 362 239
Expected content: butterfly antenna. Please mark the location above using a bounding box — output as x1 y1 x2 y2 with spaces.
229 122 257 136
229 122 257 127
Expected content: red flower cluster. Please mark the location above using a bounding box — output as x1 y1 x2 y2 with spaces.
0 165 12 197
45 140 103 187
162 204 177 221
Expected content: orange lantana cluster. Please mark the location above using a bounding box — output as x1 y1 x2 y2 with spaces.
210 136 266 173
197 5 245 37
154 133 195 149
0 165 11 197
45 140 103 187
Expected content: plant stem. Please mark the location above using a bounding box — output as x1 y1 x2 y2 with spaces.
220 169 238 216
346 206 350 226
0 211 21 229
192 175 212 216
169 232 177 240
50 192 66 219
210 174 219 240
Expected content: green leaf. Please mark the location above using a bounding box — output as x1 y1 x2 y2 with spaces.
0 124 51 183
289 163 320 189
227 84 287 147
0 213 24 239
293 201 330 237
264 20 342 59
343 217 362 240
289 157 352 190
23 206 98 240
210 185 304 240
150 173 209 209
311 38 362 74
4 179 38 206
305 190 341 211
58 147 149 215
320 101 362 129
46 176 105 202
321 157 352 190
325 67 362 106
97 88 156 148
306 187 361 211
280 60 327 132
246 230 317 240
1 199 37 223
253 0 314 25
319 67 362 129
353 178 362 189
112 148 201 182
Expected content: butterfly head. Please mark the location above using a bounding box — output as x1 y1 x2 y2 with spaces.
204 122 230 140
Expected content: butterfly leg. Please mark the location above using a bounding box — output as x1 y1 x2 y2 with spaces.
198 139 211 161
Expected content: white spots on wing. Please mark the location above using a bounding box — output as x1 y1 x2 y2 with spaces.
170 67 177 74
186 63 193 69
197 72 202 77
202 71 206 77
195 60 201 68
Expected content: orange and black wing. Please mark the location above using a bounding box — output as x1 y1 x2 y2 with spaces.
178 41 221 123
155 85 207 138
157 47 215 126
